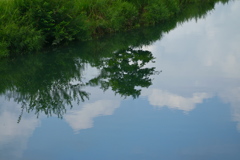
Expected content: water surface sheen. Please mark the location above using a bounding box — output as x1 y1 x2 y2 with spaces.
1 1 240 160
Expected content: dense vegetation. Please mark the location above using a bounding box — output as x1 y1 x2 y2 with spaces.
0 0 229 58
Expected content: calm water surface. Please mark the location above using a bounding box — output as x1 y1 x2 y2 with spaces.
1 1 240 160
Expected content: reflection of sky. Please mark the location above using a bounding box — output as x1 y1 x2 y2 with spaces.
0 97 40 160
1 1 240 160
143 1 240 131
147 89 212 112
17 97 240 160
65 99 120 133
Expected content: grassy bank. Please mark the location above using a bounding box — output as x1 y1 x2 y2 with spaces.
0 0 229 58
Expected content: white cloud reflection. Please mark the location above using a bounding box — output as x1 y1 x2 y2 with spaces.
148 89 211 112
64 100 120 133
0 98 40 160
219 88 240 131
143 1 240 130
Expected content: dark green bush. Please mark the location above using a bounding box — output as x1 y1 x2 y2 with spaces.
15 0 91 45
0 41 9 58
165 0 180 15
0 1 43 58
141 0 170 24
0 22 44 56
107 1 138 31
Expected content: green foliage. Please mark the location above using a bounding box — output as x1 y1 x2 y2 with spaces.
0 23 44 55
107 1 138 31
0 0 230 58
141 1 169 24
140 0 180 25
0 41 9 58
15 0 91 45
0 0 42 57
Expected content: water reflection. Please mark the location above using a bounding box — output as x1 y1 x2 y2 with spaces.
87 48 157 98
0 46 157 121
147 89 211 112
0 0 227 121
1 0 240 160
219 88 240 131
0 100 39 159
143 0 240 131
65 100 120 133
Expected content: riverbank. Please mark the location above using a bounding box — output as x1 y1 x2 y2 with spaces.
0 0 228 58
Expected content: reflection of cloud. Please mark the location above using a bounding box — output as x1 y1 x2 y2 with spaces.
142 1 240 131
219 87 240 131
148 1 240 80
64 100 120 133
148 89 211 112
0 99 39 160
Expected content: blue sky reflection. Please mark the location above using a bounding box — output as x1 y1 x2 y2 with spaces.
143 0 240 131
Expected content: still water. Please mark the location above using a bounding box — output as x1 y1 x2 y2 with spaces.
1 1 240 159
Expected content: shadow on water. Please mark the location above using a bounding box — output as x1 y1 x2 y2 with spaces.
0 0 229 121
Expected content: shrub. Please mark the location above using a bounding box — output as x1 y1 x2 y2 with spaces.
15 0 91 45
0 22 44 56
107 1 138 31
140 0 180 25
0 0 44 57
0 41 9 58
141 0 170 24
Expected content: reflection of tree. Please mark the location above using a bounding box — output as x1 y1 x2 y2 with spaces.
1 55 90 121
0 47 157 121
15 83 89 122
88 48 156 98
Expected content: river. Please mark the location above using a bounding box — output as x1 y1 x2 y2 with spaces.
0 1 240 159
